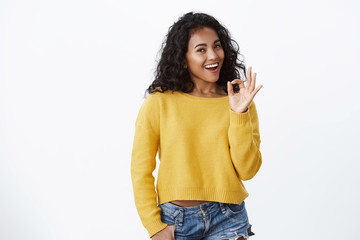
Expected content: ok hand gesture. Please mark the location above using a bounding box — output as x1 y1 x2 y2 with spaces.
227 66 263 113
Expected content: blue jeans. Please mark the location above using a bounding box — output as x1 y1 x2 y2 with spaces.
159 201 255 240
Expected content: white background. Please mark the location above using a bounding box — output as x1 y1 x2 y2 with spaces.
1 0 359 239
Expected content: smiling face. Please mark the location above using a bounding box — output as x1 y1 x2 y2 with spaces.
185 27 225 86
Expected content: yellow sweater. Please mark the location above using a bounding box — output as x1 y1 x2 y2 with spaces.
130 90 262 237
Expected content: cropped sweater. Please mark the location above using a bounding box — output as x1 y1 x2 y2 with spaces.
130 90 262 238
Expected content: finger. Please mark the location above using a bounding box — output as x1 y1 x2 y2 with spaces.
229 79 242 95
227 81 234 96
231 79 243 86
250 72 256 92
232 79 245 89
239 80 245 89
251 84 263 97
246 66 252 90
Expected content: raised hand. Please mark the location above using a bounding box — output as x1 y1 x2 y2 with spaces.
227 66 263 113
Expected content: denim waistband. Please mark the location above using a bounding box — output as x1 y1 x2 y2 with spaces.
160 201 226 216
159 201 227 227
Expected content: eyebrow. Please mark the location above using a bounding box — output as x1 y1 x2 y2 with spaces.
194 39 221 49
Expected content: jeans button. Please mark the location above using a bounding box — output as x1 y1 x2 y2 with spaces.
202 206 207 211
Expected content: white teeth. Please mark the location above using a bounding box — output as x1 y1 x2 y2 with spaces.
204 63 218 68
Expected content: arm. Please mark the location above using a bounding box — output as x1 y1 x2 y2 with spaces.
228 101 262 181
130 94 168 237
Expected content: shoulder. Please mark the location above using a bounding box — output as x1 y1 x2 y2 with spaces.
144 89 177 103
140 90 176 114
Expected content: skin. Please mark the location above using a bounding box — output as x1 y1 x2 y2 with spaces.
184 27 226 97
151 27 262 240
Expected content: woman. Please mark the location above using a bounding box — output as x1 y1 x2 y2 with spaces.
131 12 263 240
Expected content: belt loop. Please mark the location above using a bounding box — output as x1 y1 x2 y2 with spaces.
178 208 184 226
219 202 226 214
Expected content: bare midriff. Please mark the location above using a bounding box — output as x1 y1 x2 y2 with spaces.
170 200 211 207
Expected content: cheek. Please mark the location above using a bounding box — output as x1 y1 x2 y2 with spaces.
219 50 225 60
187 55 204 68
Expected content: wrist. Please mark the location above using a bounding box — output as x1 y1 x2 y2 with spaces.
231 108 248 114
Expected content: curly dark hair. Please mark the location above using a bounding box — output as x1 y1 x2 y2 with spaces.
144 11 247 98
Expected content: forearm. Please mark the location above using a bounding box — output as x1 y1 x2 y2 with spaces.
131 124 167 237
228 101 262 181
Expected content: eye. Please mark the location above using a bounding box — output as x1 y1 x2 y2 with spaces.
214 44 221 49
197 48 205 53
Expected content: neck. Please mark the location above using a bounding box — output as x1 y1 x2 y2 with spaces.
186 83 225 96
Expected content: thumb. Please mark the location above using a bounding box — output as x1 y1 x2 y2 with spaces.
239 80 245 89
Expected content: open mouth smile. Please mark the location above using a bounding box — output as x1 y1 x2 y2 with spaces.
204 63 219 73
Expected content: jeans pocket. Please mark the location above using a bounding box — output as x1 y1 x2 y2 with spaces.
160 206 176 226
225 201 246 215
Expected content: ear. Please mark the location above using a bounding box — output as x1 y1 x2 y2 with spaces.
183 60 188 69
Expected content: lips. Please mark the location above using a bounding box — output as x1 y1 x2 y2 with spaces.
204 63 219 73
205 66 218 72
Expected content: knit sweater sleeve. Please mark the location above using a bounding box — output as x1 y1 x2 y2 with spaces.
228 101 262 181
130 93 168 237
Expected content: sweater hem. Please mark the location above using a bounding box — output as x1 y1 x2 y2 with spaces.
158 188 249 205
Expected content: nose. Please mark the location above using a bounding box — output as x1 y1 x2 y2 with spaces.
207 48 219 61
